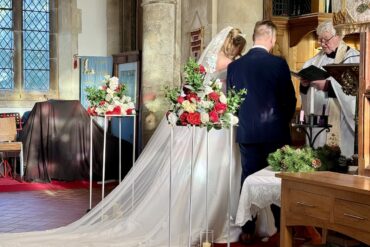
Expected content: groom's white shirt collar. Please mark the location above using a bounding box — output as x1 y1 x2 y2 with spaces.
252 45 269 52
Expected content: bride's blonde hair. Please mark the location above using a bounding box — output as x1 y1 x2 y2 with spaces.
221 28 247 59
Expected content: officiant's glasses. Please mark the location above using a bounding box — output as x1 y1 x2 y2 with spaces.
318 35 335 45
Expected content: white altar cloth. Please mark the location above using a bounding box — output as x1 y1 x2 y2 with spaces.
235 167 281 237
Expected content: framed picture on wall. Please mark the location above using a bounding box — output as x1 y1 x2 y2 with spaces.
118 62 139 104
111 51 142 153
190 27 204 60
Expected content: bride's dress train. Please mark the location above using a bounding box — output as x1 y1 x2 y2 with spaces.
0 119 241 247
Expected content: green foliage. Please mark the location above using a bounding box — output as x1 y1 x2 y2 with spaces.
268 144 348 173
163 86 180 103
268 145 317 172
85 86 106 107
183 58 204 92
227 87 247 114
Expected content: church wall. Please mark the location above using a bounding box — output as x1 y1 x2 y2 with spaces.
77 0 108 56
59 0 109 100
216 0 262 51
180 0 263 66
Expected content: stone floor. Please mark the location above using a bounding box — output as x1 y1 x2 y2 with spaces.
0 185 367 247
0 186 108 233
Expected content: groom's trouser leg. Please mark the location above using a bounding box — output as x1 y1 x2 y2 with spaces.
239 142 285 234
239 143 266 234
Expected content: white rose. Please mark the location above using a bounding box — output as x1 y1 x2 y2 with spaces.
105 94 112 102
106 88 115 95
107 104 115 112
227 113 239 126
199 100 213 110
109 77 119 90
204 86 213 95
120 104 129 112
125 96 132 102
96 108 105 115
215 79 223 90
200 112 209 124
219 93 227 104
127 102 135 109
167 112 178 126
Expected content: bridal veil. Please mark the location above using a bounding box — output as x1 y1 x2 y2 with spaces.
0 27 241 247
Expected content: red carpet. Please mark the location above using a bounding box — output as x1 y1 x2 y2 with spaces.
0 177 107 192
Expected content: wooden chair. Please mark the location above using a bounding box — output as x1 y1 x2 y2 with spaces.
0 117 24 179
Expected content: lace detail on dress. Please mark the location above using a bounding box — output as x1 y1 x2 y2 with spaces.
206 53 217 74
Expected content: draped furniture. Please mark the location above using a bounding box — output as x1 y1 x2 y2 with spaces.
20 100 133 182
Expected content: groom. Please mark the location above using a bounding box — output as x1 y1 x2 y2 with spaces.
227 20 296 243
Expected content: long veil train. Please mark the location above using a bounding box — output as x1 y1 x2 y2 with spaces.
0 27 242 247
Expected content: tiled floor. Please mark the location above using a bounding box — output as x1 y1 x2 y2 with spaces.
0 186 110 233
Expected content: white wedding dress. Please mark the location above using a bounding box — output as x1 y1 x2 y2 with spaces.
0 27 242 247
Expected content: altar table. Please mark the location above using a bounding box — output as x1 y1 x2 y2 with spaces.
235 167 281 237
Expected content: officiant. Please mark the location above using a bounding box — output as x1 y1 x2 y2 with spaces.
300 21 359 157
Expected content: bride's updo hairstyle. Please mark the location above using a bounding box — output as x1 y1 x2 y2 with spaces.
221 28 246 60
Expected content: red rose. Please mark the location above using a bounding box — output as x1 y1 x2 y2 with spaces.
102 85 107 90
214 102 227 114
179 112 189 126
208 92 219 102
186 92 199 102
187 112 201 125
199 64 206 74
106 106 121 115
209 111 219 123
87 107 97 116
126 108 133 115
115 85 121 92
99 101 106 106
177 96 185 104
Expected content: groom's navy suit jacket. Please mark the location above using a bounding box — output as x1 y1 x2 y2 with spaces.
227 47 296 144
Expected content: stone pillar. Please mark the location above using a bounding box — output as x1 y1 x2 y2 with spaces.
141 0 178 146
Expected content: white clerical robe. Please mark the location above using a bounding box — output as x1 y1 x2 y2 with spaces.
300 42 360 157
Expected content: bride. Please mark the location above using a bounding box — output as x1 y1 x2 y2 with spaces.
0 27 246 247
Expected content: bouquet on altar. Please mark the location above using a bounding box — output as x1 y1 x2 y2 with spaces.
164 58 246 130
267 144 348 173
85 75 136 116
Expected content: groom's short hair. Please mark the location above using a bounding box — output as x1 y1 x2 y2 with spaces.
253 20 277 41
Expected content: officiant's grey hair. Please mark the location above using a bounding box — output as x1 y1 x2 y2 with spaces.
316 21 338 37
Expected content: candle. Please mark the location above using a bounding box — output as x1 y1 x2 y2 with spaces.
300 109 304 123
202 242 211 247
322 104 326 116
310 87 315 114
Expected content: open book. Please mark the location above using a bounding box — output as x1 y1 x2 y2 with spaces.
291 65 330 81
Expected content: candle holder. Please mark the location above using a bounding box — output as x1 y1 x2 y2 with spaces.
308 114 317 126
199 230 213 247
318 115 328 126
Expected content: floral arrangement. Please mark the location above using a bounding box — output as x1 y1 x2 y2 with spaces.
267 145 348 173
85 75 135 116
164 58 246 130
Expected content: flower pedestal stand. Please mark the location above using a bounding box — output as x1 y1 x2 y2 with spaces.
88 114 137 211
168 125 234 247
